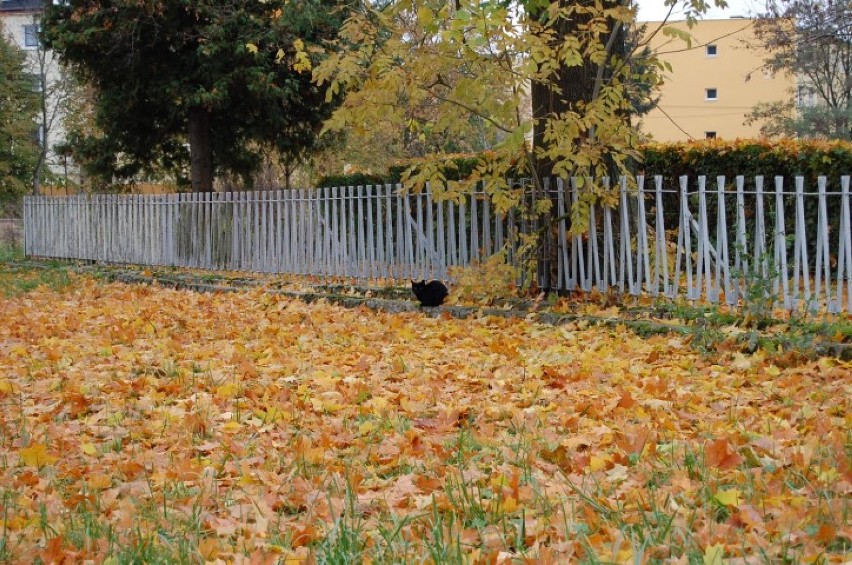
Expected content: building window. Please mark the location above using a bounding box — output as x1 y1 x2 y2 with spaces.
705 131 717 139
23 24 39 48
705 88 718 101
797 85 816 107
705 44 717 56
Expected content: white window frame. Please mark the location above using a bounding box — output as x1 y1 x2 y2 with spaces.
23 24 39 49
705 88 718 101
705 44 718 57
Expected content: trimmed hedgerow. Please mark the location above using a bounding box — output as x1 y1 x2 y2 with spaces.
317 140 851 188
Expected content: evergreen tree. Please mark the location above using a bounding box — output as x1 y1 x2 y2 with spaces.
43 0 353 191
0 22 39 199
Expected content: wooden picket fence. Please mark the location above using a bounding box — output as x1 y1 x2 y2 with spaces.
23 175 852 313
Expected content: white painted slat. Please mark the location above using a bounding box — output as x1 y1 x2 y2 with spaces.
416 189 425 278
653 175 666 296
815 177 832 311
323 187 333 277
636 175 650 294
395 186 405 279
619 176 633 294
403 190 415 280
459 198 468 266
697 176 713 302
587 197 599 291
384 185 393 278
753 176 767 284
332 186 341 277
353 186 363 278
365 185 375 279
838 176 852 312
572 177 586 290
470 189 479 265
774 176 791 309
793 176 812 308
602 186 616 291
436 197 446 280
426 188 435 278
374 185 385 278
448 200 458 267
556 178 570 290
715 176 732 304
679 176 694 300
482 195 491 258
300 189 308 274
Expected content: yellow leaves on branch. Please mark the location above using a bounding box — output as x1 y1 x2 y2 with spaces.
246 38 311 73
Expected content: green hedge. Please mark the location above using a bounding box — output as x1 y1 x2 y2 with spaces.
640 139 852 187
317 140 852 188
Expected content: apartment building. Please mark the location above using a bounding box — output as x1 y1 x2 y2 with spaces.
1 0 72 179
640 18 794 141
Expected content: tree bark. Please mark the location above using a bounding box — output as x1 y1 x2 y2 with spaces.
188 107 214 192
529 0 625 289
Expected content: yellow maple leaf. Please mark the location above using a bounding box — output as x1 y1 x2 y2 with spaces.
713 488 741 507
19 444 58 468
216 383 239 399
246 42 259 54
589 455 607 472
703 543 726 565
0 379 14 394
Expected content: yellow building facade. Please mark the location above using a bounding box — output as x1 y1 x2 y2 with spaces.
640 18 794 141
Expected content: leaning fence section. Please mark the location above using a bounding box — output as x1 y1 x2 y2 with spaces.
23 175 852 314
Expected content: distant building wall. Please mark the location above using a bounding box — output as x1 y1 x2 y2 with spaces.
1 0 73 180
640 18 794 141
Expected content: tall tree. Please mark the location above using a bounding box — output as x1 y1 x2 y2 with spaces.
314 0 726 286
746 0 851 140
43 0 352 192
0 21 39 200
23 13 75 195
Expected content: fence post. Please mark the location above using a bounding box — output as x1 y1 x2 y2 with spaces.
814 177 831 311
636 175 650 295
715 176 732 304
838 176 852 313
557 178 569 290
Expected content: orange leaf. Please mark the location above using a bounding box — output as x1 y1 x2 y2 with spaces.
705 438 742 469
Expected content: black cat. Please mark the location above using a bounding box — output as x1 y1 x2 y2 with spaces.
411 279 449 307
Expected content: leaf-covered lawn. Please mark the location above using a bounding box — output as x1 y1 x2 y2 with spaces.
0 274 849 563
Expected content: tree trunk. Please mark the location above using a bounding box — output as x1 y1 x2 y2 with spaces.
188 107 214 193
32 71 48 196
529 0 624 290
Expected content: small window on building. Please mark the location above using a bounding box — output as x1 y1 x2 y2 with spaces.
706 44 717 56
705 88 718 101
705 131 717 139
23 24 39 48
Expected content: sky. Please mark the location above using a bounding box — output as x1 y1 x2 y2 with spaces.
636 0 767 22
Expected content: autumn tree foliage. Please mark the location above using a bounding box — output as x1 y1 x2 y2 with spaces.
42 0 353 192
0 22 39 199
314 0 727 285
